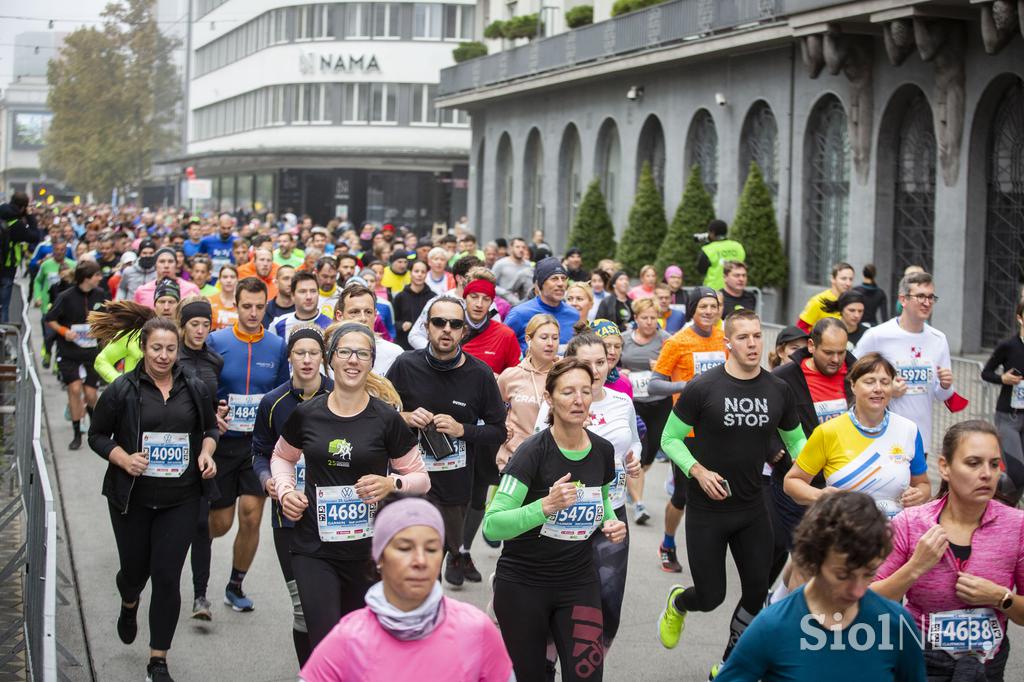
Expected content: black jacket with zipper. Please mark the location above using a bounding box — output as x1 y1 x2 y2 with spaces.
88 363 220 512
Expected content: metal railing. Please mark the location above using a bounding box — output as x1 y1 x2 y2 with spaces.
5 282 57 681
439 0 860 97
760 323 1000 454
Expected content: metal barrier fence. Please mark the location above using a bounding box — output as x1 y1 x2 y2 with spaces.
5 283 57 681
760 323 1000 454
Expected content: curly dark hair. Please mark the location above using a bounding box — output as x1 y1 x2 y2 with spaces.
792 491 892 575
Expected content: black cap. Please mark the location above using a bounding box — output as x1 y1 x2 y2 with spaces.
565 247 582 258
776 326 810 347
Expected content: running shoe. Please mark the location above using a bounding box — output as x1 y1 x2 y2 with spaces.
146 658 175 682
708 662 723 680
116 601 138 645
634 502 650 526
460 552 482 582
192 596 212 621
659 544 682 572
223 585 254 612
444 553 465 587
657 585 687 649
68 435 82 451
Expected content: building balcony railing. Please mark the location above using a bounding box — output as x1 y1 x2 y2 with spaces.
439 0 848 97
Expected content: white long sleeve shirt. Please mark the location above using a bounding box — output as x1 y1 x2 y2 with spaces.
853 317 953 449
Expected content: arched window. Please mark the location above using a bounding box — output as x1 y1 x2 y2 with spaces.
523 129 545 232
686 109 719 199
804 95 850 285
559 124 582 236
982 78 1024 347
495 133 514 236
595 119 621 221
740 101 779 197
636 115 666 197
892 93 936 294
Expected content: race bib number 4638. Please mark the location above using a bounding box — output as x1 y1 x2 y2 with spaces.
928 609 1004 661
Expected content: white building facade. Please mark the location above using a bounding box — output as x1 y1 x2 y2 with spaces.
182 0 474 227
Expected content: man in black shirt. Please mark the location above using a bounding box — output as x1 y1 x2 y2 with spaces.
562 247 590 283
45 261 109 449
656 309 806 676
719 260 758 315
386 295 507 587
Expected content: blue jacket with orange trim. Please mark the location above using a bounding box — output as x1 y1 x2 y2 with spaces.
208 323 289 438
252 374 333 528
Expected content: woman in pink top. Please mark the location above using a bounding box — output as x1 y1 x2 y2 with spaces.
873 420 1024 681
300 497 514 682
628 264 658 301
589 319 634 398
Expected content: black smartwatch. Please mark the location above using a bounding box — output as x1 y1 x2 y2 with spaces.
393 477 403 491
999 592 1014 611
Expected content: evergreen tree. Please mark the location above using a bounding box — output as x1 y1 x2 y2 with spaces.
616 162 667 275
656 165 715 283
43 0 181 198
566 180 616 270
732 162 788 289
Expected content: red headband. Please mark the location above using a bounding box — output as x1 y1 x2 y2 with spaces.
463 278 496 300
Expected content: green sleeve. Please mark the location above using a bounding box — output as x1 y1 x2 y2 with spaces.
602 483 615 523
482 474 549 541
94 335 129 384
33 266 44 305
661 411 699 477
779 425 807 460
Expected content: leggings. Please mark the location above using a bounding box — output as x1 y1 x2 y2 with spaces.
465 445 500 551
190 496 211 599
291 553 374 649
494 578 604 682
435 503 466 558
676 502 773 662
634 398 673 466
924 636 1010 681
108 497 199 651
592 506 629 649
995 411 1024 499
272 527 310 665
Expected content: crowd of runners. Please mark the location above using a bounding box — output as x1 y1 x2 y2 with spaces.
2 190 1023 682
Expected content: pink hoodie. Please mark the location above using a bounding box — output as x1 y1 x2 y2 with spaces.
497 358 549 467
875 495 1024 645
300 596 513 682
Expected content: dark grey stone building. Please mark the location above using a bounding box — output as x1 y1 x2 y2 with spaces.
438 0 1024 354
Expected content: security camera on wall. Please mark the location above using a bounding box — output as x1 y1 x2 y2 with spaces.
626 86 644 101
715 92 727 107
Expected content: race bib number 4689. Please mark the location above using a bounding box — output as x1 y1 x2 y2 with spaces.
316 485 374 542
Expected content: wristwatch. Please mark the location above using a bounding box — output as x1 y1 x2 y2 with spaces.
393 477 403 491
999 591 1014 611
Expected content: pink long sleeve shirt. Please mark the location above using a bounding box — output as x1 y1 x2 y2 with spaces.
875 495 1024 646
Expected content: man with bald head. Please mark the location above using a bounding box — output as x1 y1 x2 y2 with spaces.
199 213 238 281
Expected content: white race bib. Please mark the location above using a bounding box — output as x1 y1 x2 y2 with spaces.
295 455 306 493
71 323 97 348
608 462 627 509
540 485 603 541
896 359 933 396
814 398 847 424
211 256 231 274
1011 384 1024 410
928 608 1004 661
693 351 726 376
228 393 262 433
419 439 467 472
141 432 190 478
316 485 374 542
630 370 653 399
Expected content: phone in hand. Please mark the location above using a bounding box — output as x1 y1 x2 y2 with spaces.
1011 368 1023 377
720 479 732 498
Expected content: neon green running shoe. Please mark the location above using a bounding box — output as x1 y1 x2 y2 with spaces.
709 661 723 679
657 585 687 649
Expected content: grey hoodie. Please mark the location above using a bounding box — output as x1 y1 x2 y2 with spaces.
116 263 157 300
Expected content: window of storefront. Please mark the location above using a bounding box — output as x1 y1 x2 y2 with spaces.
412 84 439 124
237 175 254 212
374 4 400 38
370 84 398 123
345 4 372 38
344 83 369 122
415 4 444 39
220 175 237 213
255 174 275 213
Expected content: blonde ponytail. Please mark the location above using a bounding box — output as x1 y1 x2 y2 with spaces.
366 372 402 410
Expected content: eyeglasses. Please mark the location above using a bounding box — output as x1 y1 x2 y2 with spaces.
290 349 322 359
906 294 939 304
429 317 466 330
334 347 373 362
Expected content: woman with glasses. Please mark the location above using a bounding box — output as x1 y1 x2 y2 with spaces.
251 325 332 665
271 323 429 649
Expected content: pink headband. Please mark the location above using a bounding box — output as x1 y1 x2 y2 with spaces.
371 498 445 562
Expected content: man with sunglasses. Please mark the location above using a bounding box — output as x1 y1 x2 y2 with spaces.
334 283 403 375
386 296 507 587
854 270 954 455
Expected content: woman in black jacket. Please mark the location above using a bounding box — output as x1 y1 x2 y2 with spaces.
175 295 225 621
391 260 434 349
88 316 218 682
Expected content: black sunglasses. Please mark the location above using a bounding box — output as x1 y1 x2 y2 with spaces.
429 316 465 330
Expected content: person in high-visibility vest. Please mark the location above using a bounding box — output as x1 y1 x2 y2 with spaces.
0 191 41 323
696 220 744 291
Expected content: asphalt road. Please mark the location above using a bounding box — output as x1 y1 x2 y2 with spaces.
31 329 1022 680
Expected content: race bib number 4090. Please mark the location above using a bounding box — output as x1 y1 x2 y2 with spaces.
141 432 189 478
